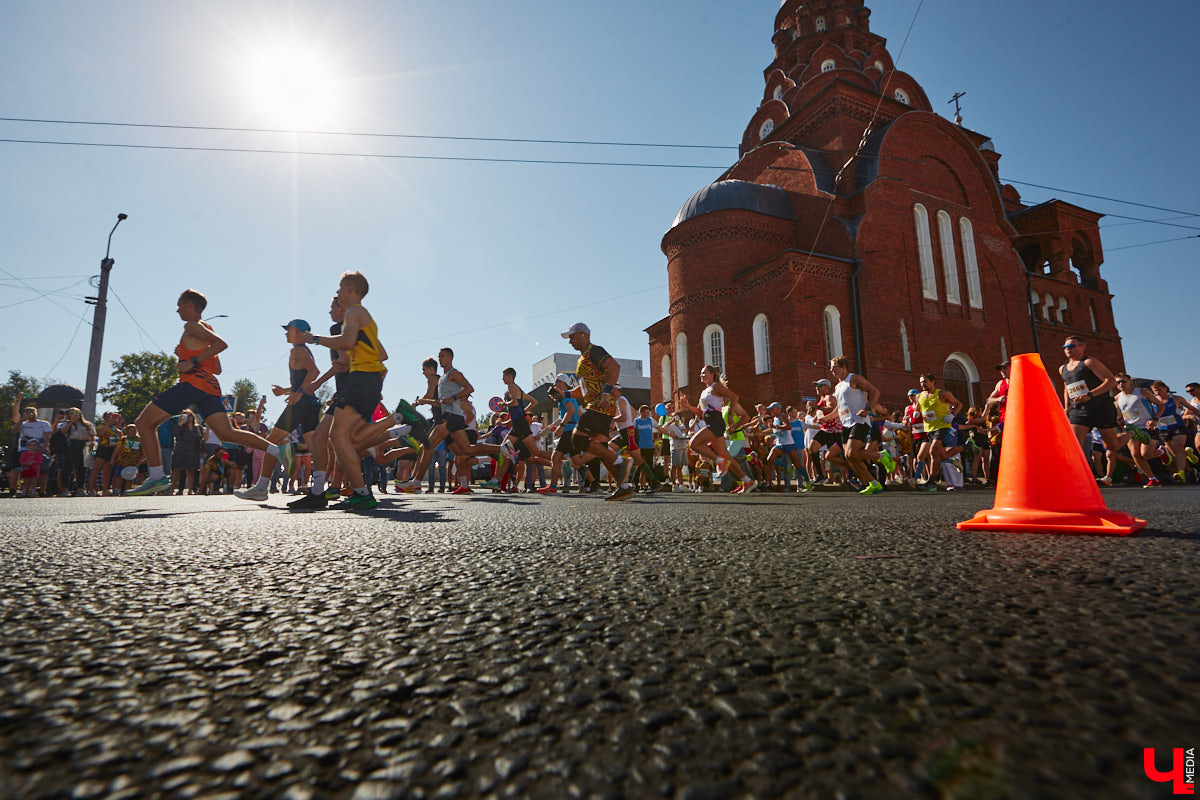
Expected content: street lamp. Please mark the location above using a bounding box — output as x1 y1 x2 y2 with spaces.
82 213 128 421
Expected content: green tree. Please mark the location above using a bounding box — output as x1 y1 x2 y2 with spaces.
99 352 177 421
231 378 260 414
1 370 43 449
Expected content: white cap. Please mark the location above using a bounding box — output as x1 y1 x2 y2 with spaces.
561 322 590 338
554 372 576 389
814 378 832 387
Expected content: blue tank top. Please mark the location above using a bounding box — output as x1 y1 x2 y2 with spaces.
509 390 527 421
558 398 579 431
634 417 656 449
1158 396 1184 430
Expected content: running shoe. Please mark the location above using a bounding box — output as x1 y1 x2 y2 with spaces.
387 424 413 441
235 485 269 501
740 480 758 494
339 492 378 511
672 484 688 493
655 482 673 493
800 482 813 493
730 483 744 494
501 441 518 462
288 491 328 510
878 451 896 474
392 398 431 444
1143 477 1161 488
324 489 341 501
537 485 558 495
859 481 884 496
125 476 171 496
277 443 294 477
1096 476 1112 487
395 481 422 494
481 479 500 490
1129 427 1151 445
1173 471 1186 483
452 486 473 495
1186 447 1197 465
604 485 637 502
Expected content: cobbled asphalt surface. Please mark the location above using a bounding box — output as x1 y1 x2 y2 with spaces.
1 486 1197 800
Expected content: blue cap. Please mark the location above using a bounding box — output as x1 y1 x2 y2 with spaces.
282 319 311 333
907 389 919 395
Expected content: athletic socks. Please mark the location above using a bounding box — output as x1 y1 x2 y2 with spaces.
255 477 269 491
311 471 326 494
266 443 281 458
148 466 164 480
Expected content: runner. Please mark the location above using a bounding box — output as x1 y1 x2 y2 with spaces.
982 362 1010 484
1059 336 1122 475
1111 372 1159 487
289 297 349 509
1185 382 1200 458
301 271 387 510
764 402 807 492
450 396 484 494
1148 380 1192 484
127 289 281 496
560 322 635 501
633 404 667 492
914 373 963 490
676 365 757 495
501 368 553 467
540 374 580 494
236 319 322 502
830 356 887 495
807 379 846 485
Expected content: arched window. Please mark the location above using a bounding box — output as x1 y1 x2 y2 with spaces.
900 320 911 372
1042 294 1054 322
894 88 910 105
874 60 885 74
1088 301 1098 331
1030 289 1040 312
959 217 983 309
772 85 783 101
752 314 771 374
660 355 672 402
703 324 725 377
944 352 980 407
914 204 937 300
823 306 843 362
937 211 961 305
759 118 775 140
675 332 688 389
815 16 826 32
1056 297 1069 325
821 59 835 73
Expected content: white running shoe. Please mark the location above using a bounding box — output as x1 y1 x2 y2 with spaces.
235 485 269 501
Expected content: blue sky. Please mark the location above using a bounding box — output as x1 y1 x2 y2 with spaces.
2 0 1196 421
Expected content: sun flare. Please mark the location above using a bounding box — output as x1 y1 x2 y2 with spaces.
236 39 346 130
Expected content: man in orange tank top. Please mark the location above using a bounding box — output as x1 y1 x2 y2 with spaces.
127 289 282 496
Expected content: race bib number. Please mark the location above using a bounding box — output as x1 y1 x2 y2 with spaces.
922 409 937 422
1121 409 1140 423
1066 380 1089 400
913 421 925 433
1158 415 1178 428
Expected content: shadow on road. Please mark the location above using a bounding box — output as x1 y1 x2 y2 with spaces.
60 508 256 525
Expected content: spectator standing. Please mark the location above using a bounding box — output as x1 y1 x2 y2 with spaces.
171 411 202 494
12 399 53 496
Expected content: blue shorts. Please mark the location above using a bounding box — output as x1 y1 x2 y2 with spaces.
779 442 797 454
154 382 226 421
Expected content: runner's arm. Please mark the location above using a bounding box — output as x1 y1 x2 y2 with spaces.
306 307 364 352
179 322 228 372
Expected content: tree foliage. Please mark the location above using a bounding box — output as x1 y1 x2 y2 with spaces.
1 370 43 449
231 378 259 414
99 352 178 421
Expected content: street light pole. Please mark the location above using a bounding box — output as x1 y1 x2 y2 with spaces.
82 213 128 421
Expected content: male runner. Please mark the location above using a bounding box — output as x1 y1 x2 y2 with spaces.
914 373 963 489
235 319 322 501
561 322 634 501
1111 372 1159 486
1059 336 1121 467
540 374 580 494
302 271 387 510
289 297 349 509
128 289 280 495
830 357 887 495
501 368 552 467
807 379 846 484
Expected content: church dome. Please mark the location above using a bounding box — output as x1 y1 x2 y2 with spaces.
670 180 795 231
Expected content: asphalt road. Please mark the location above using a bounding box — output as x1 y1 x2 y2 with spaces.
1 487 1197 799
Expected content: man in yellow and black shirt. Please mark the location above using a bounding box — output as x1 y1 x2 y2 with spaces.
561 322 635 501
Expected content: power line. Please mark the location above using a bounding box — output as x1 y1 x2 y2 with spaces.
45 312 87 377
0 268 94 323
109 285 169 355
0 138 728 171
1006 179 1198 218
1104 234 1199 253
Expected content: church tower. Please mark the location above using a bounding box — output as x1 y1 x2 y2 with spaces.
646 0 1125 411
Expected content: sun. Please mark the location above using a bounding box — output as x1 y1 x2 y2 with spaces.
236 39 346 130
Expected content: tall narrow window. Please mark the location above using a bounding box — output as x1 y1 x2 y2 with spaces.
752 314 771 374
823 306 843 361
914 204 937 300
703 324 725 377
1088 301 1098 331
815 16 826 31
1042 294 1054 322
675 332 688 389
1000 337 1008 363
937 211 961 305
660 355 672 402
959 217 983 308
1056 297 1069 325
900 320 911 372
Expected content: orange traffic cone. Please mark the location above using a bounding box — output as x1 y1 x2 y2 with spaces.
957 352 1145 535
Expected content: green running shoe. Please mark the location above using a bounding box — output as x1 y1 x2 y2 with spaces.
878 451 896 474
126 476 171 496
392 398 431 444
859 480 884 496
340 492 378 511
1129 427 1151 445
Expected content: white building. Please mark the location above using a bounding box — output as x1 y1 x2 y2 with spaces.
531 353 650 390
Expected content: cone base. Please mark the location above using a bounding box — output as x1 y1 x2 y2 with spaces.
957 508 1145 536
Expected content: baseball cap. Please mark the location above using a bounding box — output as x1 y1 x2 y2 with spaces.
814 379 831 387
282 319 311 333
996 361 1010 370
554 372 576 388
560 322 590 338
907 389 920 396
767 401 782 410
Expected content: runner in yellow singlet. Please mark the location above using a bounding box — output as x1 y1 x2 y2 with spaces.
914 373 963 490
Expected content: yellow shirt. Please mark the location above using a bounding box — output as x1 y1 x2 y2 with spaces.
346 307 385 373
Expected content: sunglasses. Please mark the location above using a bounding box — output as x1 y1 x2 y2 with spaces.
1062 343 1080 350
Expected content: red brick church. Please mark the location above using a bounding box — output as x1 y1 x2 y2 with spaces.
646 0 1126 412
